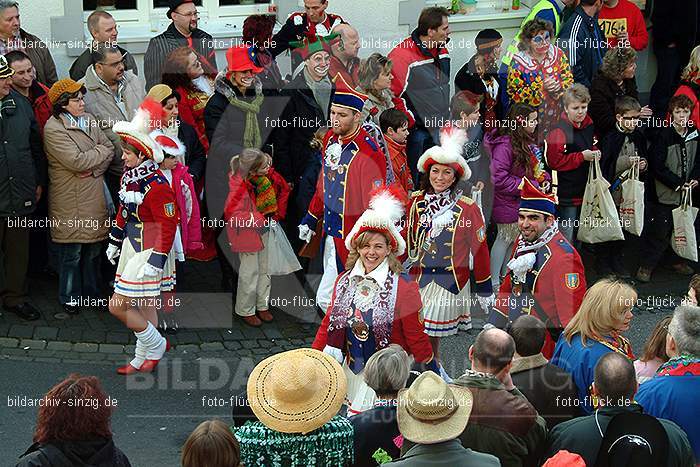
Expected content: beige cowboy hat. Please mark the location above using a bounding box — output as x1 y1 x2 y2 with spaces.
247 348 347 434
397 371 473 444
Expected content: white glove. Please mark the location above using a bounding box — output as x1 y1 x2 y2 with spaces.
322 345 344 364
137 263 162 280
106 244 120 265
477 294 496 313
298 224 315 243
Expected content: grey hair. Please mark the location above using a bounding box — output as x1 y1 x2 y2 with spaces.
668 305 700 356
0 1 19 12
363 344 412 395
90 43 121 65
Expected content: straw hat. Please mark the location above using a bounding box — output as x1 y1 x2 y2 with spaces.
396 371 473 444
247 348 347 434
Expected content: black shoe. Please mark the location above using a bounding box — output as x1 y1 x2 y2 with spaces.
6 303 41 321
63 304 80 315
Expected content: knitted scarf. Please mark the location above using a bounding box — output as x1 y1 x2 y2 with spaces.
235 416 354 467
249 175 277 216
119 159 159 206
656 354 700 377
216 75 263 148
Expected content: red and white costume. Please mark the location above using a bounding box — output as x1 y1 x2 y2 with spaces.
406 128 493 336
299 76 387 310
108 98 180 374
312 187 435 415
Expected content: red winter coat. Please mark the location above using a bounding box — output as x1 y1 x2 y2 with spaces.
312 272 434 364
224 168 291 253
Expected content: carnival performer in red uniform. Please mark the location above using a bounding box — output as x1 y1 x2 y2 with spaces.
107 98 180 375
298 74 388 311
313 186 437 416
488 178 586 358
406 127 493 360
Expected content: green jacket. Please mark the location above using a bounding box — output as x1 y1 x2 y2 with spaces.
543 403 695 467
387 438 501 467
402 372 547 467
0 89 46 217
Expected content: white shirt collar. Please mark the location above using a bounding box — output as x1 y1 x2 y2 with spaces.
349 257 390 287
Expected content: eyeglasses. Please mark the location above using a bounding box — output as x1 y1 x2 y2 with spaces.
99 58 125 68
174 10 199 18
69 96 84 103
532 32 551 44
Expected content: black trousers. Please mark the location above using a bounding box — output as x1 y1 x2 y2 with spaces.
638 201 684 269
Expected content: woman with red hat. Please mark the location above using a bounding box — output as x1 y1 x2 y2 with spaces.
204 44 266 291
106 98 179 375
406 127 494 360
312 186 436 416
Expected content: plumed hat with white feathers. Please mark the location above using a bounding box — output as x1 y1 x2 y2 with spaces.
345 185 407 256
113 97 165 163
417 126 471 181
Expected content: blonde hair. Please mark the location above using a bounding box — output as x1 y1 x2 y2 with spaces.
563 83 591 106
229 148 271 178
563 278 637 345
681 45 700 82
345 231 403 274
181 419 240 467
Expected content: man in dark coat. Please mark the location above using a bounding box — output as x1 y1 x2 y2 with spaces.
69 10 138 81
649 0 700 117
0 2 57 87
270 34 335 233
402 328 547 467
143 0 218 91
0 56 45 321
508 315 580 429
543 352 695 467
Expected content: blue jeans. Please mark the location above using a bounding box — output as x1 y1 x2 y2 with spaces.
55 242 102 305
557 205 580 245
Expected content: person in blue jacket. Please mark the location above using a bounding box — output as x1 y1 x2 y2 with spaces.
551 277 636 414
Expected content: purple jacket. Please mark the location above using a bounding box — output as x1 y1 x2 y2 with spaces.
485 130 549 224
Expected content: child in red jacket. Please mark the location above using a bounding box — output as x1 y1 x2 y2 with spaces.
224 148 291 327
545 84 600 244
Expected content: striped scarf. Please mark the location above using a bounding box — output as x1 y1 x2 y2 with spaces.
250 175 277 216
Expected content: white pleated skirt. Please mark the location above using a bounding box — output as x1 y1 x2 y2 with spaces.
419 280 472 337
114 239 176 298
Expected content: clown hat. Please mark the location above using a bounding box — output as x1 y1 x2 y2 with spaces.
332 73 367 113
345 184 407 255
290 33 338 61
113 97 165 163
519 177 557 216
417 126 471 180
226 45 263 73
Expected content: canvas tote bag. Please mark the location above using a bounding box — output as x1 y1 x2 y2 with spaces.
619 159 645 236
578 157 624 243
671 186 699 262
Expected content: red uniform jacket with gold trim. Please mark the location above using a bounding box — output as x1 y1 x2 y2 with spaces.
491 230 586 357
407 192 492 295
302 126 387 264
109 171 179 270
312 272 434 364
